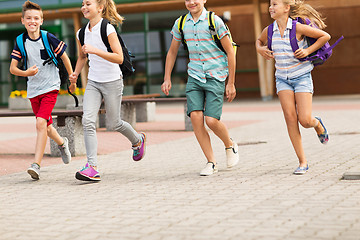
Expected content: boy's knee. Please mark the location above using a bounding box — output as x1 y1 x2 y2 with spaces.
190 111 203 120
205 116 219 129
35 118 47 131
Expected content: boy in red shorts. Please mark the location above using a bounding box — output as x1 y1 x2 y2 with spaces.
9 1 76 180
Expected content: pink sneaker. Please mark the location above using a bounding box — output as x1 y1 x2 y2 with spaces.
132 132 146 161
75 163 101 181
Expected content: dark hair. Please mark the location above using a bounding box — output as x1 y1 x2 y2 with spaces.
22 0 43 18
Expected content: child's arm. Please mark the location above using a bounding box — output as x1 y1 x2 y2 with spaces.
220 35 236 102
255 27 274 60
9 59 38 77
69 39 87 86
161 38 181 96
60 52 76 93
294 23 331 59
82 32 123 64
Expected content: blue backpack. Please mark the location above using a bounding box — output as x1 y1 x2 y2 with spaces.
267 18 344 66
16 30 78 106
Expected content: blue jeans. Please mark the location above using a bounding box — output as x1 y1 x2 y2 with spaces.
82 79 141 166
276 72 314 94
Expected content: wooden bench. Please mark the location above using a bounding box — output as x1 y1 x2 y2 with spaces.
93 94 191 131
0 95 191 157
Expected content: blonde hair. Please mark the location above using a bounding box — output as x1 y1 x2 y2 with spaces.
97 0 124 26
22 0 43 18
283 0 326 29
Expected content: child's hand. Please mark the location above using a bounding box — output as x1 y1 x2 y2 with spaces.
258 46 274 60
82 44 97 55
225 83 236 103
294 48 310 59
69 72 78 84
69 83 76 94
161 80 172 96
26 65 38 76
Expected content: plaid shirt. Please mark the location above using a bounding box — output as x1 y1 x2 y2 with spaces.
171 8 230 83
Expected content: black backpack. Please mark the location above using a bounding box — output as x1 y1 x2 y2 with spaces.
78 19 135 79
16 30 78 106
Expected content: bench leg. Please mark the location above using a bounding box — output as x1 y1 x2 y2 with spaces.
136 102 156 122
50 116 86 157
184 103 193 131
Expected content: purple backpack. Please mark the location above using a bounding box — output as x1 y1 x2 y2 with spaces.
267 18 344 66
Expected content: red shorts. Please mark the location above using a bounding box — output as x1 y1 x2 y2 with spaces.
29 90 59 126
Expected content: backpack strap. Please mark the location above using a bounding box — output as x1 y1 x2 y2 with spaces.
40 30 58 67
305 35 344 62
267 23 274 51
100 18 128 55
100 19 113 52
289 19 300 53
78 25 86 46
290 18 344 62
16 33 27 69
178 14 188 51
208 11 226 53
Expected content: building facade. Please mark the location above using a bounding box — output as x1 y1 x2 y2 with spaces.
0 0 359 106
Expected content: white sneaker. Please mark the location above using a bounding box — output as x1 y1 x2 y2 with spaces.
200 162 218 176
226 139 239 168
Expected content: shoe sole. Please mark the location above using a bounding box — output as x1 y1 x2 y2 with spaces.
200 169 218 176
227 159 239 168
75 172 101 182
27 169 39 180
133 132 146 161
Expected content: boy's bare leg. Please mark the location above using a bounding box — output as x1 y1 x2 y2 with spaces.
190 111 216 164
205 116 233 148
47 124 64 145
33 117 49 166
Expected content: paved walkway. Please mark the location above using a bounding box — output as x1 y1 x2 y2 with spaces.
0 95 359 240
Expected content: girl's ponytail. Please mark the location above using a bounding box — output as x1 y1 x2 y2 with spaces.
285 0 326 29
99 0 124 27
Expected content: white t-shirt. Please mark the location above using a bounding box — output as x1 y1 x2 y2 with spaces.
77 18 122 82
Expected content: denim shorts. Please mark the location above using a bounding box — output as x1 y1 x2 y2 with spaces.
276 72 314 94
185 76 225 120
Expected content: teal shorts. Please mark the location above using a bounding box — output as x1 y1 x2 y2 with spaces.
185 76 225 120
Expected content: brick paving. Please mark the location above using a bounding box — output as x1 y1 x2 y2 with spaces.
0 96 359 240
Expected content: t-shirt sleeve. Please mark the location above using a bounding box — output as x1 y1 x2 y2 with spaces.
11 43 22 62
76 29 80 40
47 32 67 57
214 15 230 40
106 24 116 36
170 18 182 42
